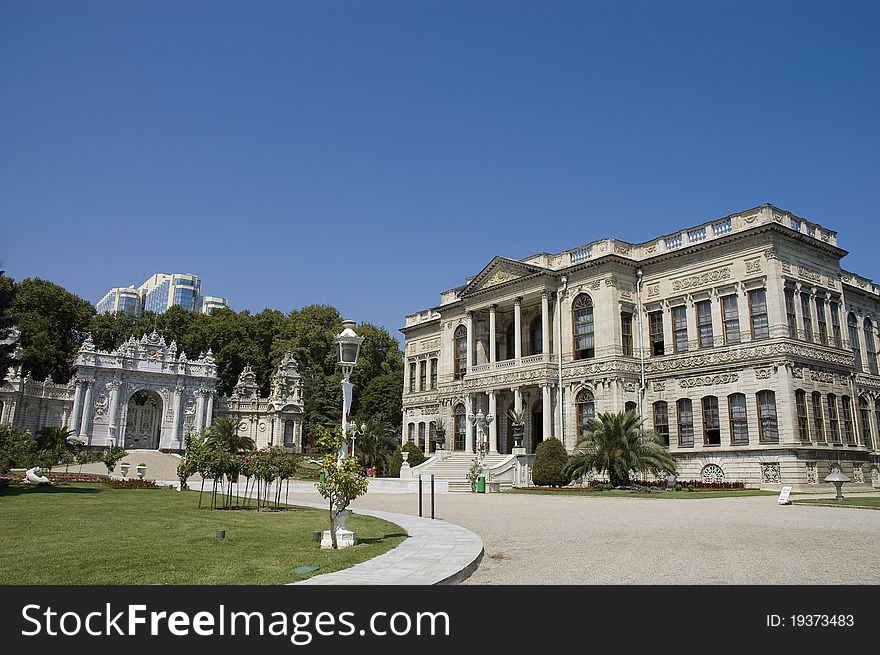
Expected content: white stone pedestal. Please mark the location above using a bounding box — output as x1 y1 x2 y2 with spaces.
399 462 412 479
321 528 357 549
434 448 448 462
512 447 526 455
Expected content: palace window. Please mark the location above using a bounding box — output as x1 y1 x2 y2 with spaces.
429 421 436 452
748 289 769 339
728 393 749 445
784 287 797 338
407 423 415 443
811 392 825 442
419 360 427 391
621 312 633 356
430 358 438 389
848 313 862 371
800 292 813 342
816 297 828 345
284 420 294 446
505 322 515 360
649 311 665 356
576 390 596 437
453 405 466 451
418 422 426 451
827 394 839 443
722 295 740 344
530 315 543 355
625 401 637 414
858 397 872 450
696 300 713 348
830 301 842 347
677 399 694 447
702 396 721 445
573 294 595 359
841 396 855 445
409 362 416 393
864 318 878 375
756 390 778 443
454 325 467 378
795 390 809 441
653 401 670 446
672 305 688 353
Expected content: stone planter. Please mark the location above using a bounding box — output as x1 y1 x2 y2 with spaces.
120 463 130 477
136 464 147 479
434 428 446 449
512 425 524 449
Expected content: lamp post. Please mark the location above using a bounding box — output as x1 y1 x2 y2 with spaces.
348 421 366 458
335 320 364 463
469 409 494 464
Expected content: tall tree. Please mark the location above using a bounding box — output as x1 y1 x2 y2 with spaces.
0 272 17 384
12 278 95 382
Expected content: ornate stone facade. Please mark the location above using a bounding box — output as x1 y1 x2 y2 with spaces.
1 334 304 453
401 204 880 485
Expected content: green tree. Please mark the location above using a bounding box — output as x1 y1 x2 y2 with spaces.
353 414 400 475
0 272 17 385
204 415 255 455
564 411 677 487
315 426 369 549
11 278 96 382
0 425 37 472
102 445 128 474
356 372 404 432
531 437 569 487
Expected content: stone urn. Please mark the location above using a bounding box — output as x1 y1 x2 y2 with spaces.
512 424 524 449
434 427 446 449
401 451 409 464
120 462 130 477
136 463 147 479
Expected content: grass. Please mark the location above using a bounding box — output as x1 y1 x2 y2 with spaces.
794 496 880 509
506 487 780 499
0 482 406 584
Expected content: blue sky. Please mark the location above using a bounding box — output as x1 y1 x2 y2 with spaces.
2 0 878 340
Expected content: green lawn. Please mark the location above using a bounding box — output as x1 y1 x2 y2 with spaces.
794 496 880 509
506 487 780 499
0 482 406 584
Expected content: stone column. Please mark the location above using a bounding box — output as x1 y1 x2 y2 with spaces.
205 392 214 427
107 381 121 443
170 385 183 447
541 292 550 355
488 390 498 453
465 393 474 452
195 391 206 433
466 311 474 371
79 380 94 440
514 298 522 360
489 305 497 364
69 380 84 432
542 384 552 438
791 283 804 339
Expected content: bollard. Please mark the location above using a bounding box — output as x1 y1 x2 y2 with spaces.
418 475 423 517
215 530 226 540
431 474 435 519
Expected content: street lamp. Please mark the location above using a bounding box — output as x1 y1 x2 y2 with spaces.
348 421 366 458
468 409 494 463
824 465 851 500
335 320 364 462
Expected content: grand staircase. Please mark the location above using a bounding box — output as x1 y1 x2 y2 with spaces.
411 452 511 492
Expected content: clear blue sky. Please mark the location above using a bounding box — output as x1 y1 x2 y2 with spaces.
2 0 878 341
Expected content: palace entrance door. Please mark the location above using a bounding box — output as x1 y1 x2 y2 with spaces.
124 390 163 449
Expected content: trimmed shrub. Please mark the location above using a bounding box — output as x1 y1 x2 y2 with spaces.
531 437 569 487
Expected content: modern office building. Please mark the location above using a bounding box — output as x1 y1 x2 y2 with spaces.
95 273 229 317
95 286 140 316
401 204 880 487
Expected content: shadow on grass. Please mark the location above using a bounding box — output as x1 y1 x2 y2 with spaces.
0 483 104 498
357 532 408 545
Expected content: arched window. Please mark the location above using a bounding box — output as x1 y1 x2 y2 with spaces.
702 396 720 445
429 421 436 452
795 390 809 441
529 315 543 355
454 325 467 378
576 389 595 436
407 423 415 443
858 397 872 450
757 391 778 443
864 318 878 375
848 313 862 372
811 392 825 442
841 396 855 445
572 294 595 359
624 401 637 415
677 399 694 447
728 393 748 445
653 401 669 446
453 405 466 451
418 422 426 451
284 420 294 446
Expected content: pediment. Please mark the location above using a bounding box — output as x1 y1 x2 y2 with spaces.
460 257 547 297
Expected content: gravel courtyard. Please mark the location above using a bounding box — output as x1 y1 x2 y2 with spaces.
287 489 880 584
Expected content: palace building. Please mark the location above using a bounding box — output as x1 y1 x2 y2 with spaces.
0 333 305 453
401 204 880 487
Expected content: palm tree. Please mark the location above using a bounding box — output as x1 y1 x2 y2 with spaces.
204 416 255 455
564 411 677 487
35 425 74 451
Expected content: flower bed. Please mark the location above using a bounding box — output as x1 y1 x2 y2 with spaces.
105 478 160 489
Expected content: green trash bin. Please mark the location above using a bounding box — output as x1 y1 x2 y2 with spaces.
476 475 486 493
319 472 326 483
